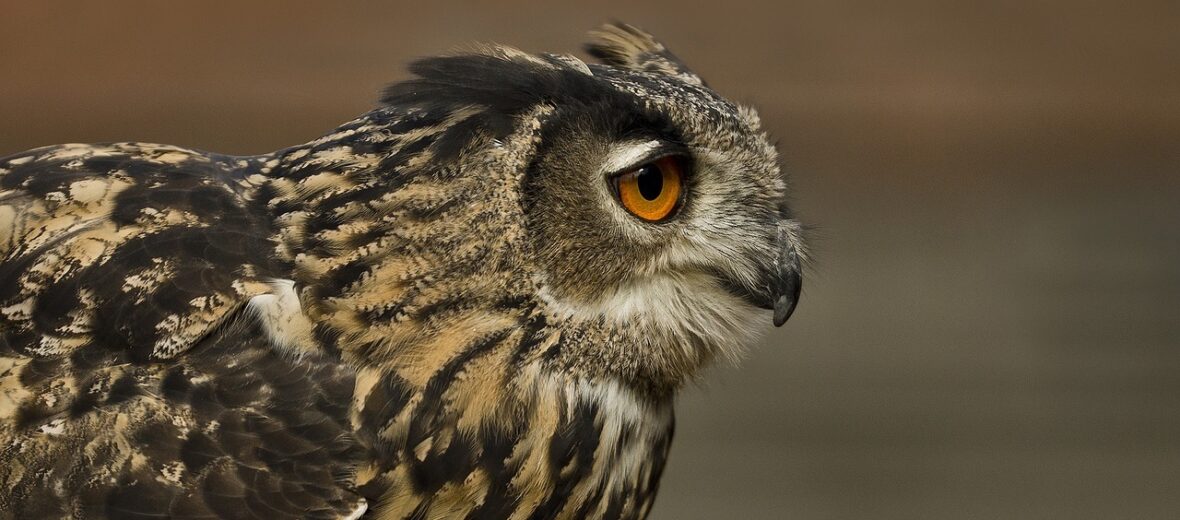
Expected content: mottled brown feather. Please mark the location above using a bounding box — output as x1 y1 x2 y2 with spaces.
0 23 803 520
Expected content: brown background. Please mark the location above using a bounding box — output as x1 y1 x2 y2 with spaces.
3 2 1178 518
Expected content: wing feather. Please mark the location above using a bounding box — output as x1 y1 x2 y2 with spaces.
0 143 276 362
0 143 370 519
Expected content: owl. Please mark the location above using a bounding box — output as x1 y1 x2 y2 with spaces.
0 23 803 519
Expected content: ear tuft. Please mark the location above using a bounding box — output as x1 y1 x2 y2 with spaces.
584 23 704 86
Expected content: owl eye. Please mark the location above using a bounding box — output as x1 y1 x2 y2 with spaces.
611 155 685 222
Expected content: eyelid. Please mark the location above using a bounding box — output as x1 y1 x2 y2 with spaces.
601 140 681 177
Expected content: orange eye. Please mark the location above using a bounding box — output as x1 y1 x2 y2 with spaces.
612 155 685 222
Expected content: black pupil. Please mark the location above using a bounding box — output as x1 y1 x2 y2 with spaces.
636 165 663 200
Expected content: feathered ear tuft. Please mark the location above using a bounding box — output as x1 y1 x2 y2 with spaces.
584 23 704 86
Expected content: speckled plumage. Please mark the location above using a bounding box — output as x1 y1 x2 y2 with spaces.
0 24 804 519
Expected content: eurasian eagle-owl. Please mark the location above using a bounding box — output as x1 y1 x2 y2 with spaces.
0 24 804 519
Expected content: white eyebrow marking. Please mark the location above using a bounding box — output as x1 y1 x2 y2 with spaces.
600 140 664 175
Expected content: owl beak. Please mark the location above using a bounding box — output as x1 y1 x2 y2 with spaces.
771 243 803 327
719 238 803 327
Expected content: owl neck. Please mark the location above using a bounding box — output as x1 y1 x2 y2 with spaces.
349 352 676 518
250 109 524 355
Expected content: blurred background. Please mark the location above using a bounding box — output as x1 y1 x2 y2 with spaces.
2 2 1177 518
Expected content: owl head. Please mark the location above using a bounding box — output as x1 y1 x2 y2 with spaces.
366 24 804 394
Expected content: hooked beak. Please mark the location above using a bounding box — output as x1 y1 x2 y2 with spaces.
719 233 803 327
771 243 803 327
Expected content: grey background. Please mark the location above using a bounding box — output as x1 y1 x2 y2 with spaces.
2 2 1177 518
